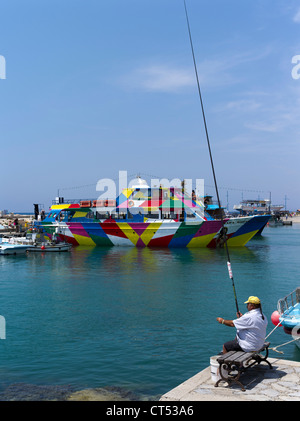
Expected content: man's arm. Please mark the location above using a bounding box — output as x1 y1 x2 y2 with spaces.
216 317 235 327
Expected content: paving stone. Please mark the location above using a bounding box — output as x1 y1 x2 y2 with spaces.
160 357 300 402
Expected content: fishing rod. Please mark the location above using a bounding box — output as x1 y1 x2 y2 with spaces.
183 0 239 314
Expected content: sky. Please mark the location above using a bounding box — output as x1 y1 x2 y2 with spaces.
1 0 300 212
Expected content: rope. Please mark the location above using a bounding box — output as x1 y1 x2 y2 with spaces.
183 0 239 313
265 316 300 353
265 321 283 339
270 337 300 354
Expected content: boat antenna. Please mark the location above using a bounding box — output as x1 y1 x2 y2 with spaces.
183 0 239 314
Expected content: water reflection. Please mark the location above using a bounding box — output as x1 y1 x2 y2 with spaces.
0 225 300 398
68 244 264 275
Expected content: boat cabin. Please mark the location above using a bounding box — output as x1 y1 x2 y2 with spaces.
41 185 205 224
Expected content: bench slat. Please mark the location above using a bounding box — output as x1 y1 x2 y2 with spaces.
217 342 270 366
233 352 253 364
219 352 252 366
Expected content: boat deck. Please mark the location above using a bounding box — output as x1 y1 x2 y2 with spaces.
160 357 300 401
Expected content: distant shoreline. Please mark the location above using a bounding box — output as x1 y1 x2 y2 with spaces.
285 215 300 223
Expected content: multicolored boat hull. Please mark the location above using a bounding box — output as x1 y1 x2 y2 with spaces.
35 208 270 248
34 183 270 248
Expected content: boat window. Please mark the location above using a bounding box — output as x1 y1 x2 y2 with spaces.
47 212 58 219
132 188 150 200
149 189 171 200
116 212 127 219
56 210 76 222
96 212 110 220
127 211 133 219
86 211 95 219
145 213 160 219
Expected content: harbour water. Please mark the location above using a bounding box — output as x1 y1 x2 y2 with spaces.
0 224 299 400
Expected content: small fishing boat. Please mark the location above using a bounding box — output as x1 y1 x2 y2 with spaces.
0 233 72 253
0 242 31 255
272 288 300 349
267 215 284 227
27 242 72 252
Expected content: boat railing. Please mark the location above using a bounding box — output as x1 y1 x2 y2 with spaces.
51 198 113 205
277 287 300 314
52 194 205 207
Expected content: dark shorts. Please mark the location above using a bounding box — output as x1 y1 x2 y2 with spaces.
224 337 244 352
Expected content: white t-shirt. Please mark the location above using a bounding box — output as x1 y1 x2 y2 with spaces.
233 308 268 352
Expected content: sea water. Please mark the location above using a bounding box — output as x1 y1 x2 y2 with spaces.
0 224 299 399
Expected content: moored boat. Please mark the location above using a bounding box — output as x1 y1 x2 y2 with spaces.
34 179 270 248
233 199 283 216
275 288 300 349
0 242 31 255
0 232 72 253
27 243 72 252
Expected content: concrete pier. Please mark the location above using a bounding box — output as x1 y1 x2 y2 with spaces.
160 357 300 401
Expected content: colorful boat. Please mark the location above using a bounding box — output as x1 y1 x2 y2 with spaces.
34 179 270 248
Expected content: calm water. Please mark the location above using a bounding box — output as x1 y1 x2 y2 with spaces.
0 224 300 399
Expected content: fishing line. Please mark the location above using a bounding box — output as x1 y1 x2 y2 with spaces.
183 0 239 313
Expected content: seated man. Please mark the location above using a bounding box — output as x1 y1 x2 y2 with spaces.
216 296 268 353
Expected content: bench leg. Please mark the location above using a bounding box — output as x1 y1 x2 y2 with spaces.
214 363 246 392
250 347 273 370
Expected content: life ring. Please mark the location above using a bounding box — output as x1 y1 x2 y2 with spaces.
128 200 134 208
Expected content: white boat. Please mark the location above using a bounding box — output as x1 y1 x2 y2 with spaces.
0 233 72 253
1 232 40 245
233 199 283 215
0 242 30 255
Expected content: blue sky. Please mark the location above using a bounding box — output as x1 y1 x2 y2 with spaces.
1 0 300 212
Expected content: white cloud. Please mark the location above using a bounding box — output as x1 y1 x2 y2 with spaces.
293 8 300 23
225 99 262 112
136 65 194 92
120 64 195 93
119 48 272 94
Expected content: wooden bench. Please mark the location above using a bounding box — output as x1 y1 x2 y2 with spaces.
214 341 272 391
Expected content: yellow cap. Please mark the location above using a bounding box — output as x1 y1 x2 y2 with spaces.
244 296 261 305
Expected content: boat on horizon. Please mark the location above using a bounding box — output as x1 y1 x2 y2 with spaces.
233 199 284 216
33 177 270 248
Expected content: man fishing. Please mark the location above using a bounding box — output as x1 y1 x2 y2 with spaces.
216 296 268 354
